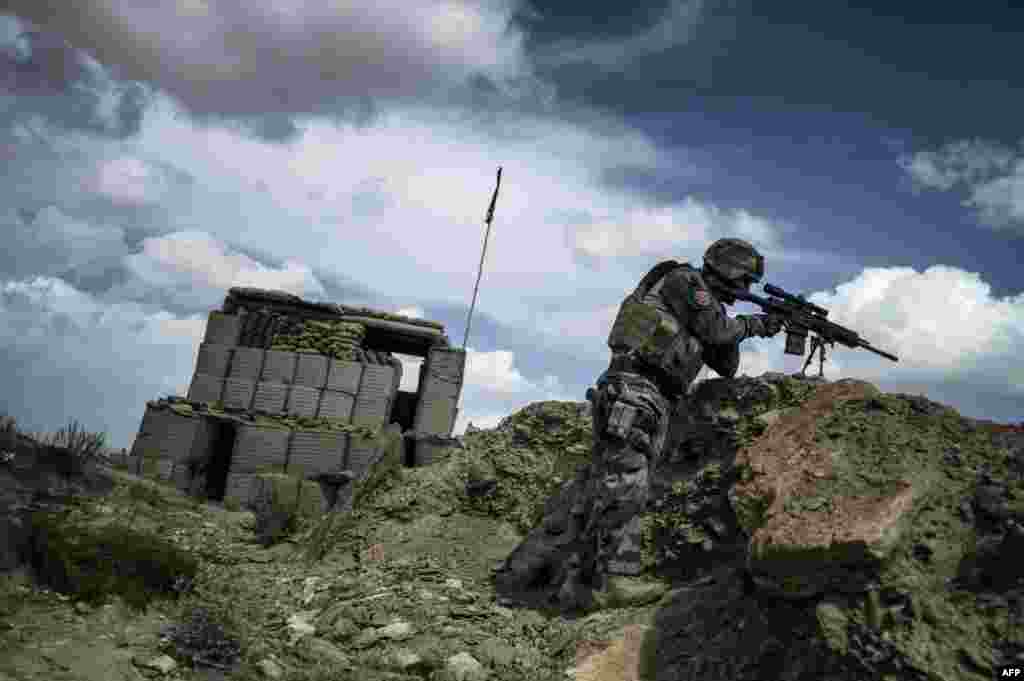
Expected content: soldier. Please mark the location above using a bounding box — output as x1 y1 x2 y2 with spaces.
561 238 784 609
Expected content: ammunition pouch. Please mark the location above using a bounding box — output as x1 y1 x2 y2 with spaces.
606 401 638 441
591 373 671 460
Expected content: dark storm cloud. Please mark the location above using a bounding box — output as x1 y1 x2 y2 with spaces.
529 0 706 71
4 1 531 127
531 1 1024 146
0 205 129 281
0 15 152 139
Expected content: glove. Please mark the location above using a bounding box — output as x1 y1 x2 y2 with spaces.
761 313 784 337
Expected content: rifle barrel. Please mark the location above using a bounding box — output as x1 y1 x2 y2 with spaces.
860 341 899 362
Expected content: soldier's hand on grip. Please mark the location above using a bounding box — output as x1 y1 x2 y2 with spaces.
761 313 784 337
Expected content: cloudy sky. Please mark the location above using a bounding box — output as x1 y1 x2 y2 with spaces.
2 1 1022 450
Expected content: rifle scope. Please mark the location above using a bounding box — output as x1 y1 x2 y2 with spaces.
763 283 830 318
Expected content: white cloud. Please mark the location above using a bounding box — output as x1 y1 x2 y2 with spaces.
569 197 782 259
395 353 424 392
395 306 425 319
733 265 1024 411
111 94 782 328
6 0 530 116
808 265 1022 372
453 346 578 434
120 230 326 309
465 348 534 395
92 156 168 205
900 139 1024 230
0 276 206 446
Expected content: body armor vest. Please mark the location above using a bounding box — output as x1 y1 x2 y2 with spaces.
606 261 707 396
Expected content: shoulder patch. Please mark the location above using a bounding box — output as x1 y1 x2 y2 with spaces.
693 289 711 307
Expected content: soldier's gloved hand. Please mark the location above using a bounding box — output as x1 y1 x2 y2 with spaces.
760 314 784 337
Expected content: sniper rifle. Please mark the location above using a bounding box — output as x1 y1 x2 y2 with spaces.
724 282 899 377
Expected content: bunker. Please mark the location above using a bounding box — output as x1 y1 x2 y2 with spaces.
129 287 466 508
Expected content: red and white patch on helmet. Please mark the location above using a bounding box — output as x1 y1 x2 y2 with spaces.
694 289 711 307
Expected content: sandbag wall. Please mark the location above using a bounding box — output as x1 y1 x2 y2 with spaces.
186 310 401 428
129 401 387 509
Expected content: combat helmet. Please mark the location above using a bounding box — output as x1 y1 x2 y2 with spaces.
703 238 764 287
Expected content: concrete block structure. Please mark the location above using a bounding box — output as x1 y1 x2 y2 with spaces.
129 286 465 509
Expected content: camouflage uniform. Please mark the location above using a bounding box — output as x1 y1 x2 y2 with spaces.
575 257 776 592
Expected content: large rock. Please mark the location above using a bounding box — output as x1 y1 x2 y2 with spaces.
729 380 929 598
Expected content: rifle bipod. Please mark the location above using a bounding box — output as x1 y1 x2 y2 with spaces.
799 334 832 378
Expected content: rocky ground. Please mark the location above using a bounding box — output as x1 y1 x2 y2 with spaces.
2 373 1023 681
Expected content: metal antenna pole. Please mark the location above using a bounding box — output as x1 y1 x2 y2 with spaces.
463 167 502 350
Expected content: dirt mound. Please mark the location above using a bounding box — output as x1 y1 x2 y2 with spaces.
3 378 1024 681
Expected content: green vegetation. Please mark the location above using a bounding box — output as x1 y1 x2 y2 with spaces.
24 509 199 610
38 418 108 463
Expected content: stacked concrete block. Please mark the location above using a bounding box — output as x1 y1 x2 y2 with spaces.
132 406 204 480
196 343 234 378
253 350 296 414
130 405 162 472
224 347 264 410
326 359 363 394
352 363 395 427
172 465 193 493
294 353 329 388
253 382 289 413
230 347 266 380
230 424 291 474
287 430 348 477
189 316 242 405
154 411 204 463
261 350 298 384
317 390 354 421
414 348 465 436
187 374 225 404
318 359 362 421
286 385 322 417
222 378 256 410
204 311 243 345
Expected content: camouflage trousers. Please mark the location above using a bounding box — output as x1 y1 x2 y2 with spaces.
577 370 671 589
